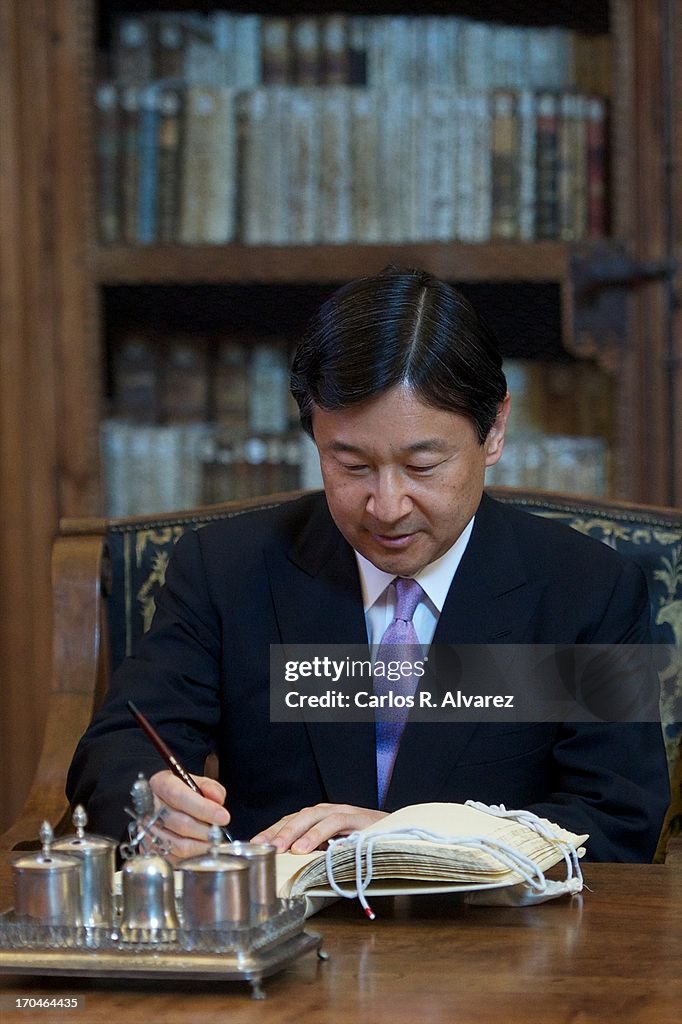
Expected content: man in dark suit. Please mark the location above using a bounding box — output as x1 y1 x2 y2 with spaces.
67 268 669 862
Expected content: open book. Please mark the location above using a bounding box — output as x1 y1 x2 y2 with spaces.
276 802 588 916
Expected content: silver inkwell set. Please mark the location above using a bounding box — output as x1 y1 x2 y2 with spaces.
0 775 324 998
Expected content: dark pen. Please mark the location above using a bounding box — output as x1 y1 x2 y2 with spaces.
126 699 233 843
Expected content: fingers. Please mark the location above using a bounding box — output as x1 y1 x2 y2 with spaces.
194 775 228 807
148 770 230 863
150 770 230 825
252 804 388 854
144 825 212 865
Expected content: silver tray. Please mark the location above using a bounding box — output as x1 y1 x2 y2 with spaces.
0 901 325 999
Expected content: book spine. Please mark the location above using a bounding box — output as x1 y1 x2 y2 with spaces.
558 92 579 241
378 86 406 242
430 16 456 88
490 89 519 240
183 38 224 87
540 435 608 497
248 343 290 434
471 91 492 241
526 27 554 91
130 425 156 515
288 87 320 244
239 89 269 244
517 89 537 241
270 87 291 244
421 17 441 87
299 431 324 490
111 332 161 422
493 25 525 90
202 434 235 505
233 16 261 89
113 16 155 84
586 95 608 238
101 419 129 517
447 18 463 88
546 26 572 89
212 337 249 430
94 82 120 244
365 17 385 88
573 94 588 241
178 86 208 243
156 84 184 244
460 21 493 92
292 17 321 85
535 92 560 239
407 88 423 241
154 425 182 512
136 84 159 244
205 86 237 244
455 92 474 242
154 14 188 81
321 13 350 85
423 88 456 242
211 12 236 87
119 85 142 245
350 89 381 242
160 335 209 422
319 87 353 243
261 17 291 85
347 16 368 86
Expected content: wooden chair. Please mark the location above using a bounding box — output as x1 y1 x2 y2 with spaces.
2 487 680 861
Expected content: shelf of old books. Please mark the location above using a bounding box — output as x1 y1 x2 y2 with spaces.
93 7 612 252
100 302 614 517
90 2 620 514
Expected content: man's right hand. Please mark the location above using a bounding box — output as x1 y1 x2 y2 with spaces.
148 770 231 864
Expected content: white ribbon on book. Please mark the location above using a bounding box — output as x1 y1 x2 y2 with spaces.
319 801 584 919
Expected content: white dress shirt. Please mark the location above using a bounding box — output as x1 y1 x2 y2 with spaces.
354 516 476 648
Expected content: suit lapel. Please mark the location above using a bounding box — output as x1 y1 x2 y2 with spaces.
431 493 535 644
265 496 378 808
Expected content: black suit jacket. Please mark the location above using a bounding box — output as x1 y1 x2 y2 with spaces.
67 492 670 860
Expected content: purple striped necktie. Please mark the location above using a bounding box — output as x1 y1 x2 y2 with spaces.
374 577 425 808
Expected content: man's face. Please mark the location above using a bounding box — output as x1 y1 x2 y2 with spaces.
312 385 510 577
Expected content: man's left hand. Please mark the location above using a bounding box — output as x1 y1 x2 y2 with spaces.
251 803 388 853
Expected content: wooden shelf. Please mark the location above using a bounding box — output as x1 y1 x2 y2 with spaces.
94 241 581 286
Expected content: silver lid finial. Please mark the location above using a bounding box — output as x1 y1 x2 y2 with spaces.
72 804 88 839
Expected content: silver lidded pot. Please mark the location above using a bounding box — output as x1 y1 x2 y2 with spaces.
119 773 179 936
12 821 82 926
52 805 116 927
222 840 278 920
179 825 251 929
119 852 179 934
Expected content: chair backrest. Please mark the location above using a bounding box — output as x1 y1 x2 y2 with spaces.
102 485 682 856
5 487 680 856
489 489 682 860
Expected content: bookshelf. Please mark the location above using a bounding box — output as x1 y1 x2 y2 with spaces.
92 1 628 514
96 241 578 284
0 0 678 828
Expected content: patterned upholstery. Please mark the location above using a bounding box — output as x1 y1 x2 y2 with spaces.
102 487 682 859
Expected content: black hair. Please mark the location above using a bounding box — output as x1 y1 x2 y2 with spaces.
290 266 507 443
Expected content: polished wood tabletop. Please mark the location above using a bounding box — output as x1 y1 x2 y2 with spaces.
0 862 680 1024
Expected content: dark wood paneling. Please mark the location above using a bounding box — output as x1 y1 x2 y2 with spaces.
0 0 99 832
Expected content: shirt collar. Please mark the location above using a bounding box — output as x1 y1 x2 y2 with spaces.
354 516 476 613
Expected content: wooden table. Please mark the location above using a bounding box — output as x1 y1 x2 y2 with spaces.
0 862 680 1024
